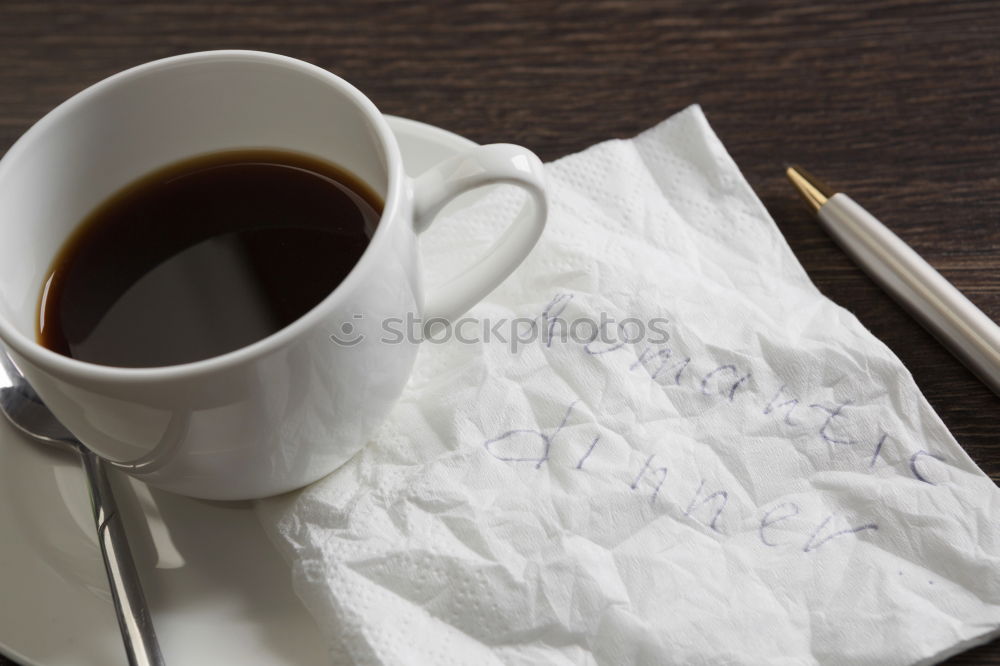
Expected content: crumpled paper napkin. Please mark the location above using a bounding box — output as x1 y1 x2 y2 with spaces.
258 105 1000 665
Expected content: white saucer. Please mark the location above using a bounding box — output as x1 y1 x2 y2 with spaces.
0 116 477 666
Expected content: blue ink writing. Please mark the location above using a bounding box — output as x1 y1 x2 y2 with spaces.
684 480 728 532
759 503 801 547
763 385 800 425
630 454 655 489
541 293 573 348
869 433 888 468
909 450 946 485
809 400 855 445
700 365 751 401
649 466 669 505
483 400 578 469
576 435 601 470
803 515 878 552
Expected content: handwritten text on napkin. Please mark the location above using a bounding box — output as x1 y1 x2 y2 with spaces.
260 106 1000 666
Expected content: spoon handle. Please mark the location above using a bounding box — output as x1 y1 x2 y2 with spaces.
79 448 165 666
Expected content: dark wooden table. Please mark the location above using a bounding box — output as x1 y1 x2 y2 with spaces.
0 1 996 664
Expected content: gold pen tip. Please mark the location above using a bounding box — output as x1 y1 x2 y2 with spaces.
786 165 834 215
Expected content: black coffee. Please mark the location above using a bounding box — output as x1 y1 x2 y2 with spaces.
38 150 382 368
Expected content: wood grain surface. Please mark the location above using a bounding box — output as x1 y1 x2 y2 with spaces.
0 1 997 664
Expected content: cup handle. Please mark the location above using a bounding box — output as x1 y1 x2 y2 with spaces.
412 144 548 326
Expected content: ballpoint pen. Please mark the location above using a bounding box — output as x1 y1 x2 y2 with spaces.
786 166 1000 398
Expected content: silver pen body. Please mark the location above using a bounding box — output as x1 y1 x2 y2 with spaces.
818 193 1000 397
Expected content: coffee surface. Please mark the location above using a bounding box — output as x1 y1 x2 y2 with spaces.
38 149 382 368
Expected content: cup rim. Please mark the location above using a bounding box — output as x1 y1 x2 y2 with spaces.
0 49 406 382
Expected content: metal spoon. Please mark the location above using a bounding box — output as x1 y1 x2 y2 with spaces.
0 348 164 666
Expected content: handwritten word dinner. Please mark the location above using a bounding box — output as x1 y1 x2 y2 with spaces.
481 293 948 554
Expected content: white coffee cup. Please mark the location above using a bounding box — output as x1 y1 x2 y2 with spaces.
0 50 547 499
